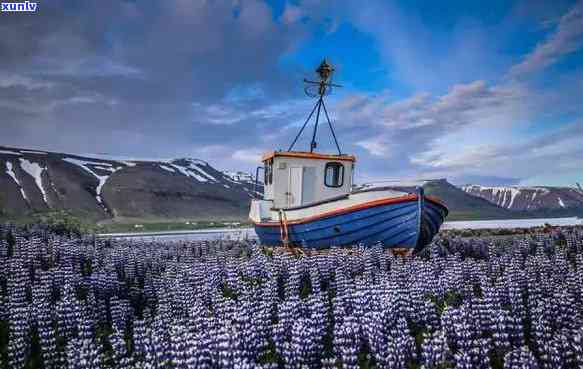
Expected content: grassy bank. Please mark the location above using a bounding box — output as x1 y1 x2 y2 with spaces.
0 211 251 235
96 219 251 234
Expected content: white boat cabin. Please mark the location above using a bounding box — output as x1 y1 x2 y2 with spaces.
262 151 356 209
249 59 365 223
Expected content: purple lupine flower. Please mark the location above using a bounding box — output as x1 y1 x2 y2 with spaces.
32 270 58 369
571 327 583 368
110 296 132 332
66 313 103 369
57 282 81 340
320 357 338 369
290 317 317 368
218 321 246 369
454 351 474 369
508 313 524 348
193 329 213 369
420 299 440 332
144 318 170 369
420 330 450 369
531 312 553 369
549 332 575 369
1 222 583 369
333 314 359 369
66 337 103 369
503 346 539 369
7 259 30 369
110 327 132 369
492 309 512 354
132 318 148 360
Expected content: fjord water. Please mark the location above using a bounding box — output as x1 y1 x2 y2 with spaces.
441 217 582 229
100 217 582 242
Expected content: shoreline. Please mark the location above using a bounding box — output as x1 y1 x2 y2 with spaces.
97 216 582 239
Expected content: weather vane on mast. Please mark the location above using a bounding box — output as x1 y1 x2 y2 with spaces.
288 59 343 154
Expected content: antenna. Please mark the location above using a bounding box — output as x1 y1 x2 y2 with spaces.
288 59 343 155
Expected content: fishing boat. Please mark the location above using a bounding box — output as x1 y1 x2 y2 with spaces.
249 60 448 252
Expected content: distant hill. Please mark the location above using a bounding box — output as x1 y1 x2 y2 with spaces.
371 179 583 220
462 184 583 213
1 145 581 224
0 146 261 223
422 179 514 220
423 180 583 220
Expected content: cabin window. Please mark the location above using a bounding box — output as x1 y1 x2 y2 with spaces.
325 162 344 187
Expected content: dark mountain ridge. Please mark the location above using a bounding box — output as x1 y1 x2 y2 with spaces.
0 146 260 222
422 179 514 220
1 146 581 223
462 184 583 212
429 180 583 220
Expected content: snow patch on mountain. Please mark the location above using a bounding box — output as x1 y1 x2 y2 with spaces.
193 166 216 182
1 146 264 219
94 166 117 172
168 159 218 182
19 159 48 204
462 184 583 211
5 161 27 201
173 158 208 166
159 165 175 173
63 158 122 205
20 150 48 155
223 171 254 183
170 164 209 182
176 159 216 181
222 170 263 197
508 188 520 208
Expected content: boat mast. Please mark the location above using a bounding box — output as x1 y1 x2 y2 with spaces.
288 59 343 155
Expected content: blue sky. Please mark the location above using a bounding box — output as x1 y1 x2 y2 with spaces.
1 0 582 186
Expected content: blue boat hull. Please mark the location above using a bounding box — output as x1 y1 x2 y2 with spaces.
254 195 448 252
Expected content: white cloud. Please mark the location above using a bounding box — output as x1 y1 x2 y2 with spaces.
330 72 583 185
356 137 390 157
2 0 582 188
232 148 265 163
509 1 583 77
0 74 54 90
411 145 503 169
191 145 226 155
337 80 529 151
197 104 245 125
281 3 303 24
336 80 528 136
43 57 143 78
411 121 583 184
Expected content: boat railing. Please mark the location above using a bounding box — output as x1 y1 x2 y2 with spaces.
355 178 442 190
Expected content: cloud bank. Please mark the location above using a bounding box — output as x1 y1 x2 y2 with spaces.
1 0 582 187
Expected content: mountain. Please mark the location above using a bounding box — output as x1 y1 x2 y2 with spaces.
0 146 261 222
422 179 514 220
368 179 583 220
1 145 581 224
356 179 515 220
462 185 583 214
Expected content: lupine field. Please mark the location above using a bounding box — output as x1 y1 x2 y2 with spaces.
1 224 583 369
